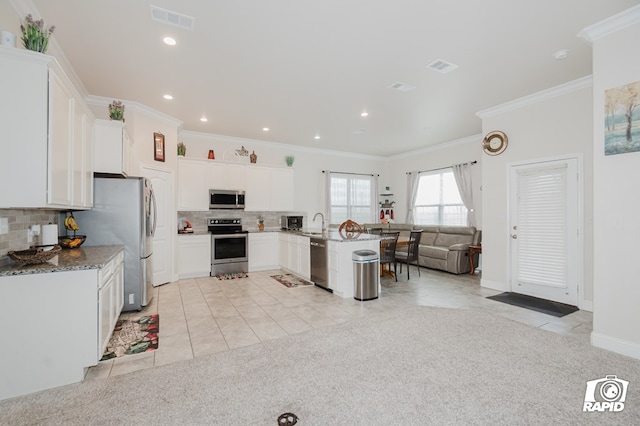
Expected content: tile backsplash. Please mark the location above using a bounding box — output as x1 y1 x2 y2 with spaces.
178 211 307 233
0 209 58 265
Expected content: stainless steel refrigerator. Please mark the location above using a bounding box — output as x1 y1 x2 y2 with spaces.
73 177 157 311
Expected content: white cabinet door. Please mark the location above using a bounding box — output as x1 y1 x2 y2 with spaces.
178 158 209 211
48 71 73 207
178 234 211 278
71 100 93 208
278 233 290 270
93 119 134 177
245 166 272 211
98 272 113 357
298 235 310 279
208 162 229 189
249 232 279 271
271 167 294 211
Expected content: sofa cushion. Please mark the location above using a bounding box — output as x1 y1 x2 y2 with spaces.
414 226 438 246
418 245 449 260
434 226 476 247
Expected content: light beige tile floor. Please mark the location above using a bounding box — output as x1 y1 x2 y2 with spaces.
85 267 593 381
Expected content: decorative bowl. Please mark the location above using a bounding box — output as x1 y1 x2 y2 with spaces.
58 235 87 249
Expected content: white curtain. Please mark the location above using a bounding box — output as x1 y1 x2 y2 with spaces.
405 171 420 224
452 163 476 227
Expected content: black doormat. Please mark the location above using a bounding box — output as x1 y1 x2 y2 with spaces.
487 292 578 317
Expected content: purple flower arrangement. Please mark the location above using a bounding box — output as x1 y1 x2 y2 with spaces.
20 14 55 53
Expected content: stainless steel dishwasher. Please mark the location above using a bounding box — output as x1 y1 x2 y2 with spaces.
310 238 330 292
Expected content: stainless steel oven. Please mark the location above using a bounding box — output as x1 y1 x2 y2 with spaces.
208 218 248 276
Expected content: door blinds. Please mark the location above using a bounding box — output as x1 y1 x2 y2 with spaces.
516 165 568 288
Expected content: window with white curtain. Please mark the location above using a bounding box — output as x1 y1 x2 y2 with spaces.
413 169 467 225
329 173 377 225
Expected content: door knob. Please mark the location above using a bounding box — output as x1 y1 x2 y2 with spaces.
511 234 518 239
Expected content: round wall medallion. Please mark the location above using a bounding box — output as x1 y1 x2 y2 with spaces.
482 131 508 155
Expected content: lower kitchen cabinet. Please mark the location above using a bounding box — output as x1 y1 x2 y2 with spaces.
0 247 124 401
327 239 379 299
278 233 310 279
178 234 211 279
249 232 279 272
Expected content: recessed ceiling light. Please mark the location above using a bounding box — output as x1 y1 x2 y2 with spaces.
200 117 208 122
360 112 368 117
553 49 569 60
163 94 173 100
262 127 269 132
163 37 176 46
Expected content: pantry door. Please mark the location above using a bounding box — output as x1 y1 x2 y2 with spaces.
509 157 580 306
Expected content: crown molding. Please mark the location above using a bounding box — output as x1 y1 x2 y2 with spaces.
387 134 481 161
476 76 592 119
578 5 640 43
85 95 183 129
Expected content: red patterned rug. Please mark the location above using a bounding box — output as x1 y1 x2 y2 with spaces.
101 314 159 360
271 274 313 288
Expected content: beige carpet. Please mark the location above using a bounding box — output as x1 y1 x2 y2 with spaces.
1 306 638 425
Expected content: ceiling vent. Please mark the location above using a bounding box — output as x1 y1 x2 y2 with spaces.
150 5 195 30
388 82 416 92
427 59 458 74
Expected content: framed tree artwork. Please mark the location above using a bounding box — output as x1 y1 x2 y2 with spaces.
154 132 165 162
604 80 640 156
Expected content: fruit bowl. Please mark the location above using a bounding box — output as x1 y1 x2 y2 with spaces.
59 235 86 249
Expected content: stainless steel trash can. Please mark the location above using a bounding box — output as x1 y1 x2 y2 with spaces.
353 249 379 301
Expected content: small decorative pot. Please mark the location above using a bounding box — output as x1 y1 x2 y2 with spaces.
250 151 257 163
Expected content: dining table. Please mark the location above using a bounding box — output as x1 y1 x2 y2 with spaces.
380 235 410 279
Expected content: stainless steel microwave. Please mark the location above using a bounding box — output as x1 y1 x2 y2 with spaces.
209 189 245 209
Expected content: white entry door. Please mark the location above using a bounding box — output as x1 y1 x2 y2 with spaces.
509 157 580 305
140 164 174 286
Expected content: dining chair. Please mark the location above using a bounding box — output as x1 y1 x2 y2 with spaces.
379 231 400 282
395 229 423 280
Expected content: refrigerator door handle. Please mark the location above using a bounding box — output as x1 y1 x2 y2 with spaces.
150 187 158 237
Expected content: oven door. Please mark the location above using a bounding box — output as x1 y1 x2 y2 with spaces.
211 233 248 264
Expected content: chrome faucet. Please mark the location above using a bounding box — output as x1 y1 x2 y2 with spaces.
313 212 326 231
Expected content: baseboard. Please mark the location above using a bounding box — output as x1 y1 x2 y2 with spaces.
579 300 593 312
481 278 509 292
591 331 640 360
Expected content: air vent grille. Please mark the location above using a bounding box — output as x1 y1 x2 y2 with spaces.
150 5 195 30
427 59 458 74
388 82 416 92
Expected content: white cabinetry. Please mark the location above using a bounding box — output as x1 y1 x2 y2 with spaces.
98 250 124 356
177 157 293 212
245 166 294 211
0 48 94 209
178 234 211 278
94 119 134 176
178 158 209 211
249 232 279 271
278 233 310 279
0 248 124 400
327 239 379 299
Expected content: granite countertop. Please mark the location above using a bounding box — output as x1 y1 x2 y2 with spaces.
281 229 381 242
0 245 124 277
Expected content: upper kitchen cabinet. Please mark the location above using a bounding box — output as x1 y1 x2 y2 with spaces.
244 166 294 211
178 158 209 211
93 119 134 177
0 47 94 209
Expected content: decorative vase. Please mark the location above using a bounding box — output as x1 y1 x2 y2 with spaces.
250 151 257 163
177 143 186 156
208 150 215 159
285 156 295 166
258 222 264 232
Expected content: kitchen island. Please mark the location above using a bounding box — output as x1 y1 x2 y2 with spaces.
0 246 124 401
292 229 381 299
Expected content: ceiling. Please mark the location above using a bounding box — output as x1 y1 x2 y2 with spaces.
27 0 640 156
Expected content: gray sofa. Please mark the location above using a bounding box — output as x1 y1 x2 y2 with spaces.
363 223 481 275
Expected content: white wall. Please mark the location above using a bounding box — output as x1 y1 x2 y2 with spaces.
478 79 594 306
587 8 640 359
